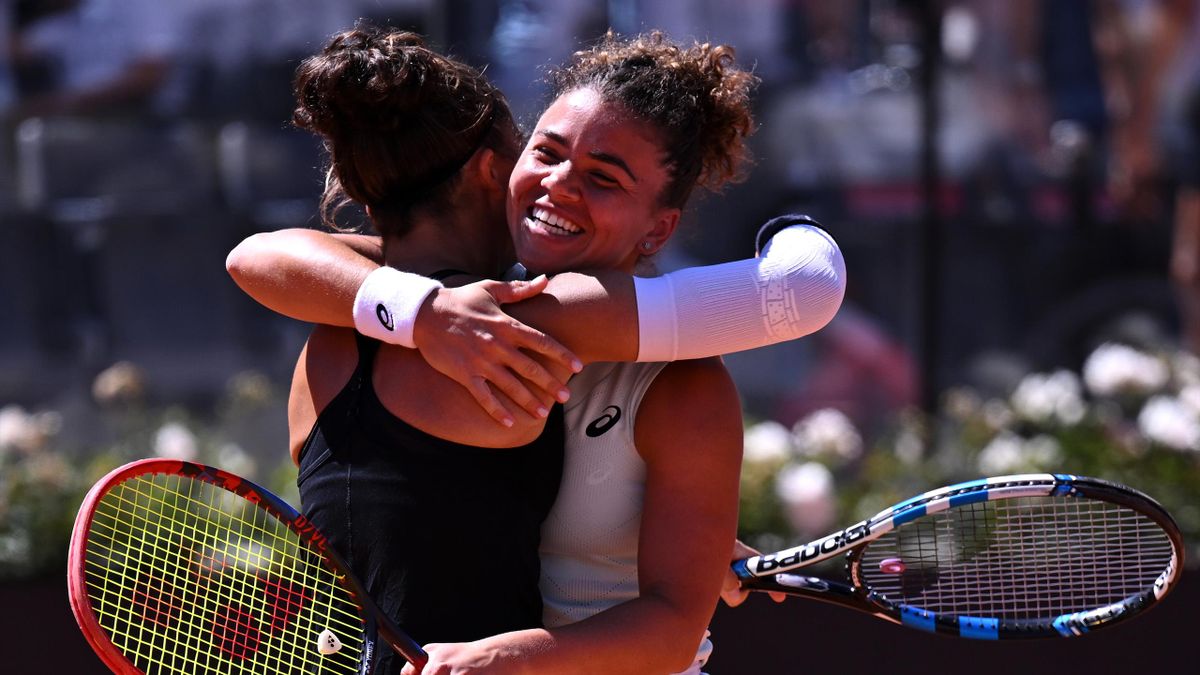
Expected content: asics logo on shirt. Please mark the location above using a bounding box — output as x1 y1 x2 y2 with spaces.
376 304 395 331
585 406 621 437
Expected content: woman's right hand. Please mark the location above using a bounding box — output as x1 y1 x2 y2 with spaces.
722 539 787 607
412 275 582 427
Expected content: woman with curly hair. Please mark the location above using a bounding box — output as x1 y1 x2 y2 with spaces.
228 27 844 674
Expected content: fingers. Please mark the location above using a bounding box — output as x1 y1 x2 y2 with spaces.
721 564 749 608
769 590 787 604
508 324 583 376
480 365 558 421
499 344 574 404
484 275 549 304
467 377 517 428
722 587 749 608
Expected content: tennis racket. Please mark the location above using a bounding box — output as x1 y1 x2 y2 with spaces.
68 458 427 674
733 473 1184 639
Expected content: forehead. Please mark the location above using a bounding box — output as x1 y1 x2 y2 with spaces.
533 88 667 167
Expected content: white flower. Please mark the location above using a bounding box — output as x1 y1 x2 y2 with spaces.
1010 370 1086 425
893 427 925 466
1137 396 1200 451
981 398 1015 430
1179 385 1200 418
154 422 198 461
0 405 60 454
1082 343 1169 397
976 432 1024 474
218 443 257 478
1024 434 1064 466
0 406 32 452
976 432 1062 474
792 409 862 463
92 361 145 405
1171 351 1200 388
742 421 793 463
775 462 837 536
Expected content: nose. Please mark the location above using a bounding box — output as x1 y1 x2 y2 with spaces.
541 163 581 202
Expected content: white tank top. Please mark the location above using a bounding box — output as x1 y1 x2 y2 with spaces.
539 360 668 627
539 360 715 673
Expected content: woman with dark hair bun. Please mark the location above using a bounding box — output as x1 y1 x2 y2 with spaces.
229 27 846 675
267 27 571 675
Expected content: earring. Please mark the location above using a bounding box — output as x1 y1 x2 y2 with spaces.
642 241 653 252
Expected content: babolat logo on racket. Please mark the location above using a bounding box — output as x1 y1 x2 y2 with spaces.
376 304 395 331
755 523 868 573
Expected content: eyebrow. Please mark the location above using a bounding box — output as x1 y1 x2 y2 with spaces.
537 130 639 183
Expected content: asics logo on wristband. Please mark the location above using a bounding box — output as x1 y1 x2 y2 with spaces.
375 304 395 331
585 406 622 437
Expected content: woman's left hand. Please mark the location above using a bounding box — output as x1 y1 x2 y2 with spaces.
412 275 582 427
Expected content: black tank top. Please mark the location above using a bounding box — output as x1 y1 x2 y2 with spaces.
296 331 564 658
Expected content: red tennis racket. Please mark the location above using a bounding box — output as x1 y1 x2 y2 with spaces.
68 458 427 674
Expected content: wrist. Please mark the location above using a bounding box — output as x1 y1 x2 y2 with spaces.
352 266 443 347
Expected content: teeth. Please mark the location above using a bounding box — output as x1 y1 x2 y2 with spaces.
531 207 582 234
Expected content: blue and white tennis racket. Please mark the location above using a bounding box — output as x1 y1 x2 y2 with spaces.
733 474 1184 639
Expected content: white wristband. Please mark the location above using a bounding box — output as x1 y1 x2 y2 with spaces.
635 223 846 362
352 266 443 348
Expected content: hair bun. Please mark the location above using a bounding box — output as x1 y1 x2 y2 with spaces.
294 27 443 136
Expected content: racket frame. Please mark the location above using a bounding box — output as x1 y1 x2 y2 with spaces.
68 458 427 673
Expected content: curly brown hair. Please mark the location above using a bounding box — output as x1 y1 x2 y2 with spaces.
548 30 758 209
292 25 519 236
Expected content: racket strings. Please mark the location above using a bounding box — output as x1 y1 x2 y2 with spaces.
83 474 367 674
858 496 1174 620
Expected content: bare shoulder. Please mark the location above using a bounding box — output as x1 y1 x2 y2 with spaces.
634 358 743 464
639 358 740 418
288 325 359 461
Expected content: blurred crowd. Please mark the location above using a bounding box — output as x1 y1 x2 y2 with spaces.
0 0 1198 445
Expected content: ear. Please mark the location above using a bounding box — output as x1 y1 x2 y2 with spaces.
475 148 511 194
639 208 681 256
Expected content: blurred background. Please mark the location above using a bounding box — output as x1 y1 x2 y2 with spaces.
0 0 1197 671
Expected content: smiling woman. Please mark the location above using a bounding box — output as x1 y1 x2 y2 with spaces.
508 87 680 274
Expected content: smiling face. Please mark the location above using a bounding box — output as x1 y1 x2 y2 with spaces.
506 88 681 275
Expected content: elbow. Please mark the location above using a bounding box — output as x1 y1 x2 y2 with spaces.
764 223 847 338
660 644 703 675
784 235 846 338
225 233 266 289
655 630 707 674
637 595 712 674
808 246 847 333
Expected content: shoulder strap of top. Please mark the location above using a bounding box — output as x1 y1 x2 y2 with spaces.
430 269 470 281
351 332 382 398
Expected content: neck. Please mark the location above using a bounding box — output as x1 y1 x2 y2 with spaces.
381 204 512 279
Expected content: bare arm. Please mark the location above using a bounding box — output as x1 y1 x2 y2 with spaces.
227 228 637 358
406 359 744 674
226 230 383 327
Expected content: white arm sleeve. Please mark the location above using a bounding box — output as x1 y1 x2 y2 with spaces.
634 223 846 362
